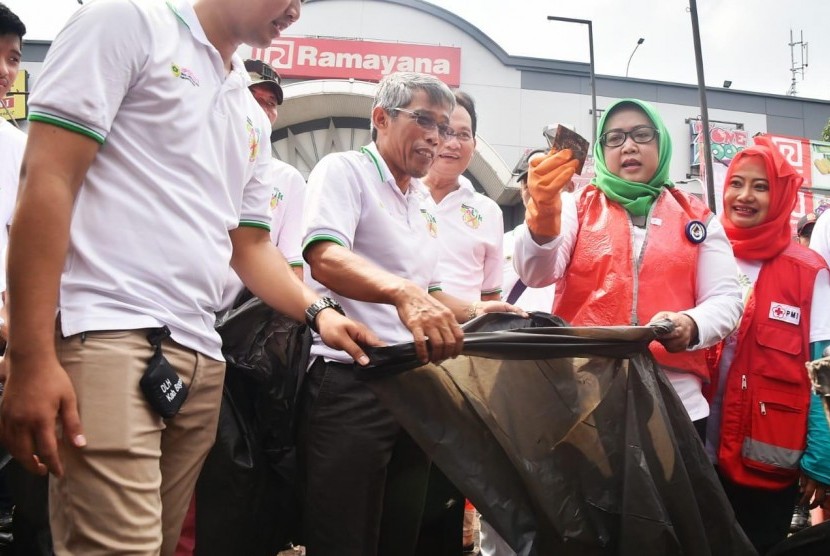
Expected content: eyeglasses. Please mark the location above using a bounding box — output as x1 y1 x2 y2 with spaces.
599 125 659 148
391 108 452 140
445 129 474 143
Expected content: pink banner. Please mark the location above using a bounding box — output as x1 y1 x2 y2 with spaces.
251 37 461 87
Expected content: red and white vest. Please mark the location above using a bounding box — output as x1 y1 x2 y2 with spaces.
716 243 826 489
554 185 712 380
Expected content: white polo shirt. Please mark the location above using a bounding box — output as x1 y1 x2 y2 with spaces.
417 176 503 301
0 119 25 294
220 159 306 310
268 161 306 269
27 0 273 359
303 142 443 363
811 210 830 268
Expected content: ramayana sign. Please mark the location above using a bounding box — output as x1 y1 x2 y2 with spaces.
250 37 461 87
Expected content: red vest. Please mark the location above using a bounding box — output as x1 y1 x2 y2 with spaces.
554 186 712 380
717 243 826 489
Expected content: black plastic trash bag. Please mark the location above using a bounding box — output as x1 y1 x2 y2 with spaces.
767 520 830 556
360 312 755 556
194 296 310 556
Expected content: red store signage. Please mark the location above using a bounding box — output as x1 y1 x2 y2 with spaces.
251 37 461 87
766 133 813 186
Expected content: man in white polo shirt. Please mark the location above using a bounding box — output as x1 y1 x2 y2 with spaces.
0 0 27 544
0 1 378 554
219 59 306 310
243 58 305 281
421 90 503 303
0 0 25 354
300 72 520 556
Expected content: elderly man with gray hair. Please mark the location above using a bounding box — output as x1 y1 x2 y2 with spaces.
299 71 520 556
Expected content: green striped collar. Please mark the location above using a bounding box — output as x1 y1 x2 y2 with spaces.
360 144 386 182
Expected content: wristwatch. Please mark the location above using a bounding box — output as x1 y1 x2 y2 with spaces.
304 297 345 333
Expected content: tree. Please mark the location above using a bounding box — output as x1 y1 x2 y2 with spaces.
824 117 830 142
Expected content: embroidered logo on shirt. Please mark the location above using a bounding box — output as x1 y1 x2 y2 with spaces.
171 63 200 87
246 117 260 162
769 302 801 325
269 186 284 211
420 209 438 238
460 203 482 229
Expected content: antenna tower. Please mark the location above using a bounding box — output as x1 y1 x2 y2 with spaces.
787 29 808 96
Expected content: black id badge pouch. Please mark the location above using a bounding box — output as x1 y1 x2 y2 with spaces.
140 326 189 418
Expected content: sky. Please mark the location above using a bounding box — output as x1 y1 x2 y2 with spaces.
425 0 829 101
7 0 830 101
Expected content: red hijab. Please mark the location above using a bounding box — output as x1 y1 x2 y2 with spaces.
721 136 802 261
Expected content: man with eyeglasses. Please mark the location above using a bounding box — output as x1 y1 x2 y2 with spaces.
513 98 741 437
300 72 520 556
420 91 503 306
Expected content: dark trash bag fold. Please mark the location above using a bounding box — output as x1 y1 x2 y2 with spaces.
195 296 310 556
361 312 755 556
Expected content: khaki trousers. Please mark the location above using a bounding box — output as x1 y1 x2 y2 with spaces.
50 329 224 556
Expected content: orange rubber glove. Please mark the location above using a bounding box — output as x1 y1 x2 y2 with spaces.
525 148 579 237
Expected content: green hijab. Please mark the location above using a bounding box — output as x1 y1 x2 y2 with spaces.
593 98 673 217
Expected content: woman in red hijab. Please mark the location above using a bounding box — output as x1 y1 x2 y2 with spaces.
706 136 830 554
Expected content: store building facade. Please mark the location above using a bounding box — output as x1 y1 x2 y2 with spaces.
11 0 830 225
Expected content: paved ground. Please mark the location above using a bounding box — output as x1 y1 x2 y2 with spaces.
277 546 305 556
276 512 483 555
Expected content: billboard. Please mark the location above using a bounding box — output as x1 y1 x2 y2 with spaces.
689 120 749 168
691 126 830 227
763 135 830 194
689 120 749 213
250 37 461 87
1 69 27 121
754 134 829 232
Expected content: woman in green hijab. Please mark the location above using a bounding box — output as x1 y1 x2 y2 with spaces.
592 98 673 216
514 98 742 434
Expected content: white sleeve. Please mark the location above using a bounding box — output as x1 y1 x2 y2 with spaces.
303 153 362 251
271 166 306 266
501 231 519 301
512 192 578 288
0 126 25 230
681 217 743 349
0 244 6 296
238 112 276 230
481 201 505 296
810 211 830 267
27 0 149 143
810 268 830 344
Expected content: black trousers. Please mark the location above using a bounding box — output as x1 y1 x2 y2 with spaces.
6 459 52 555
718 469 798 555
298 359 430 556
414 466 465 556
